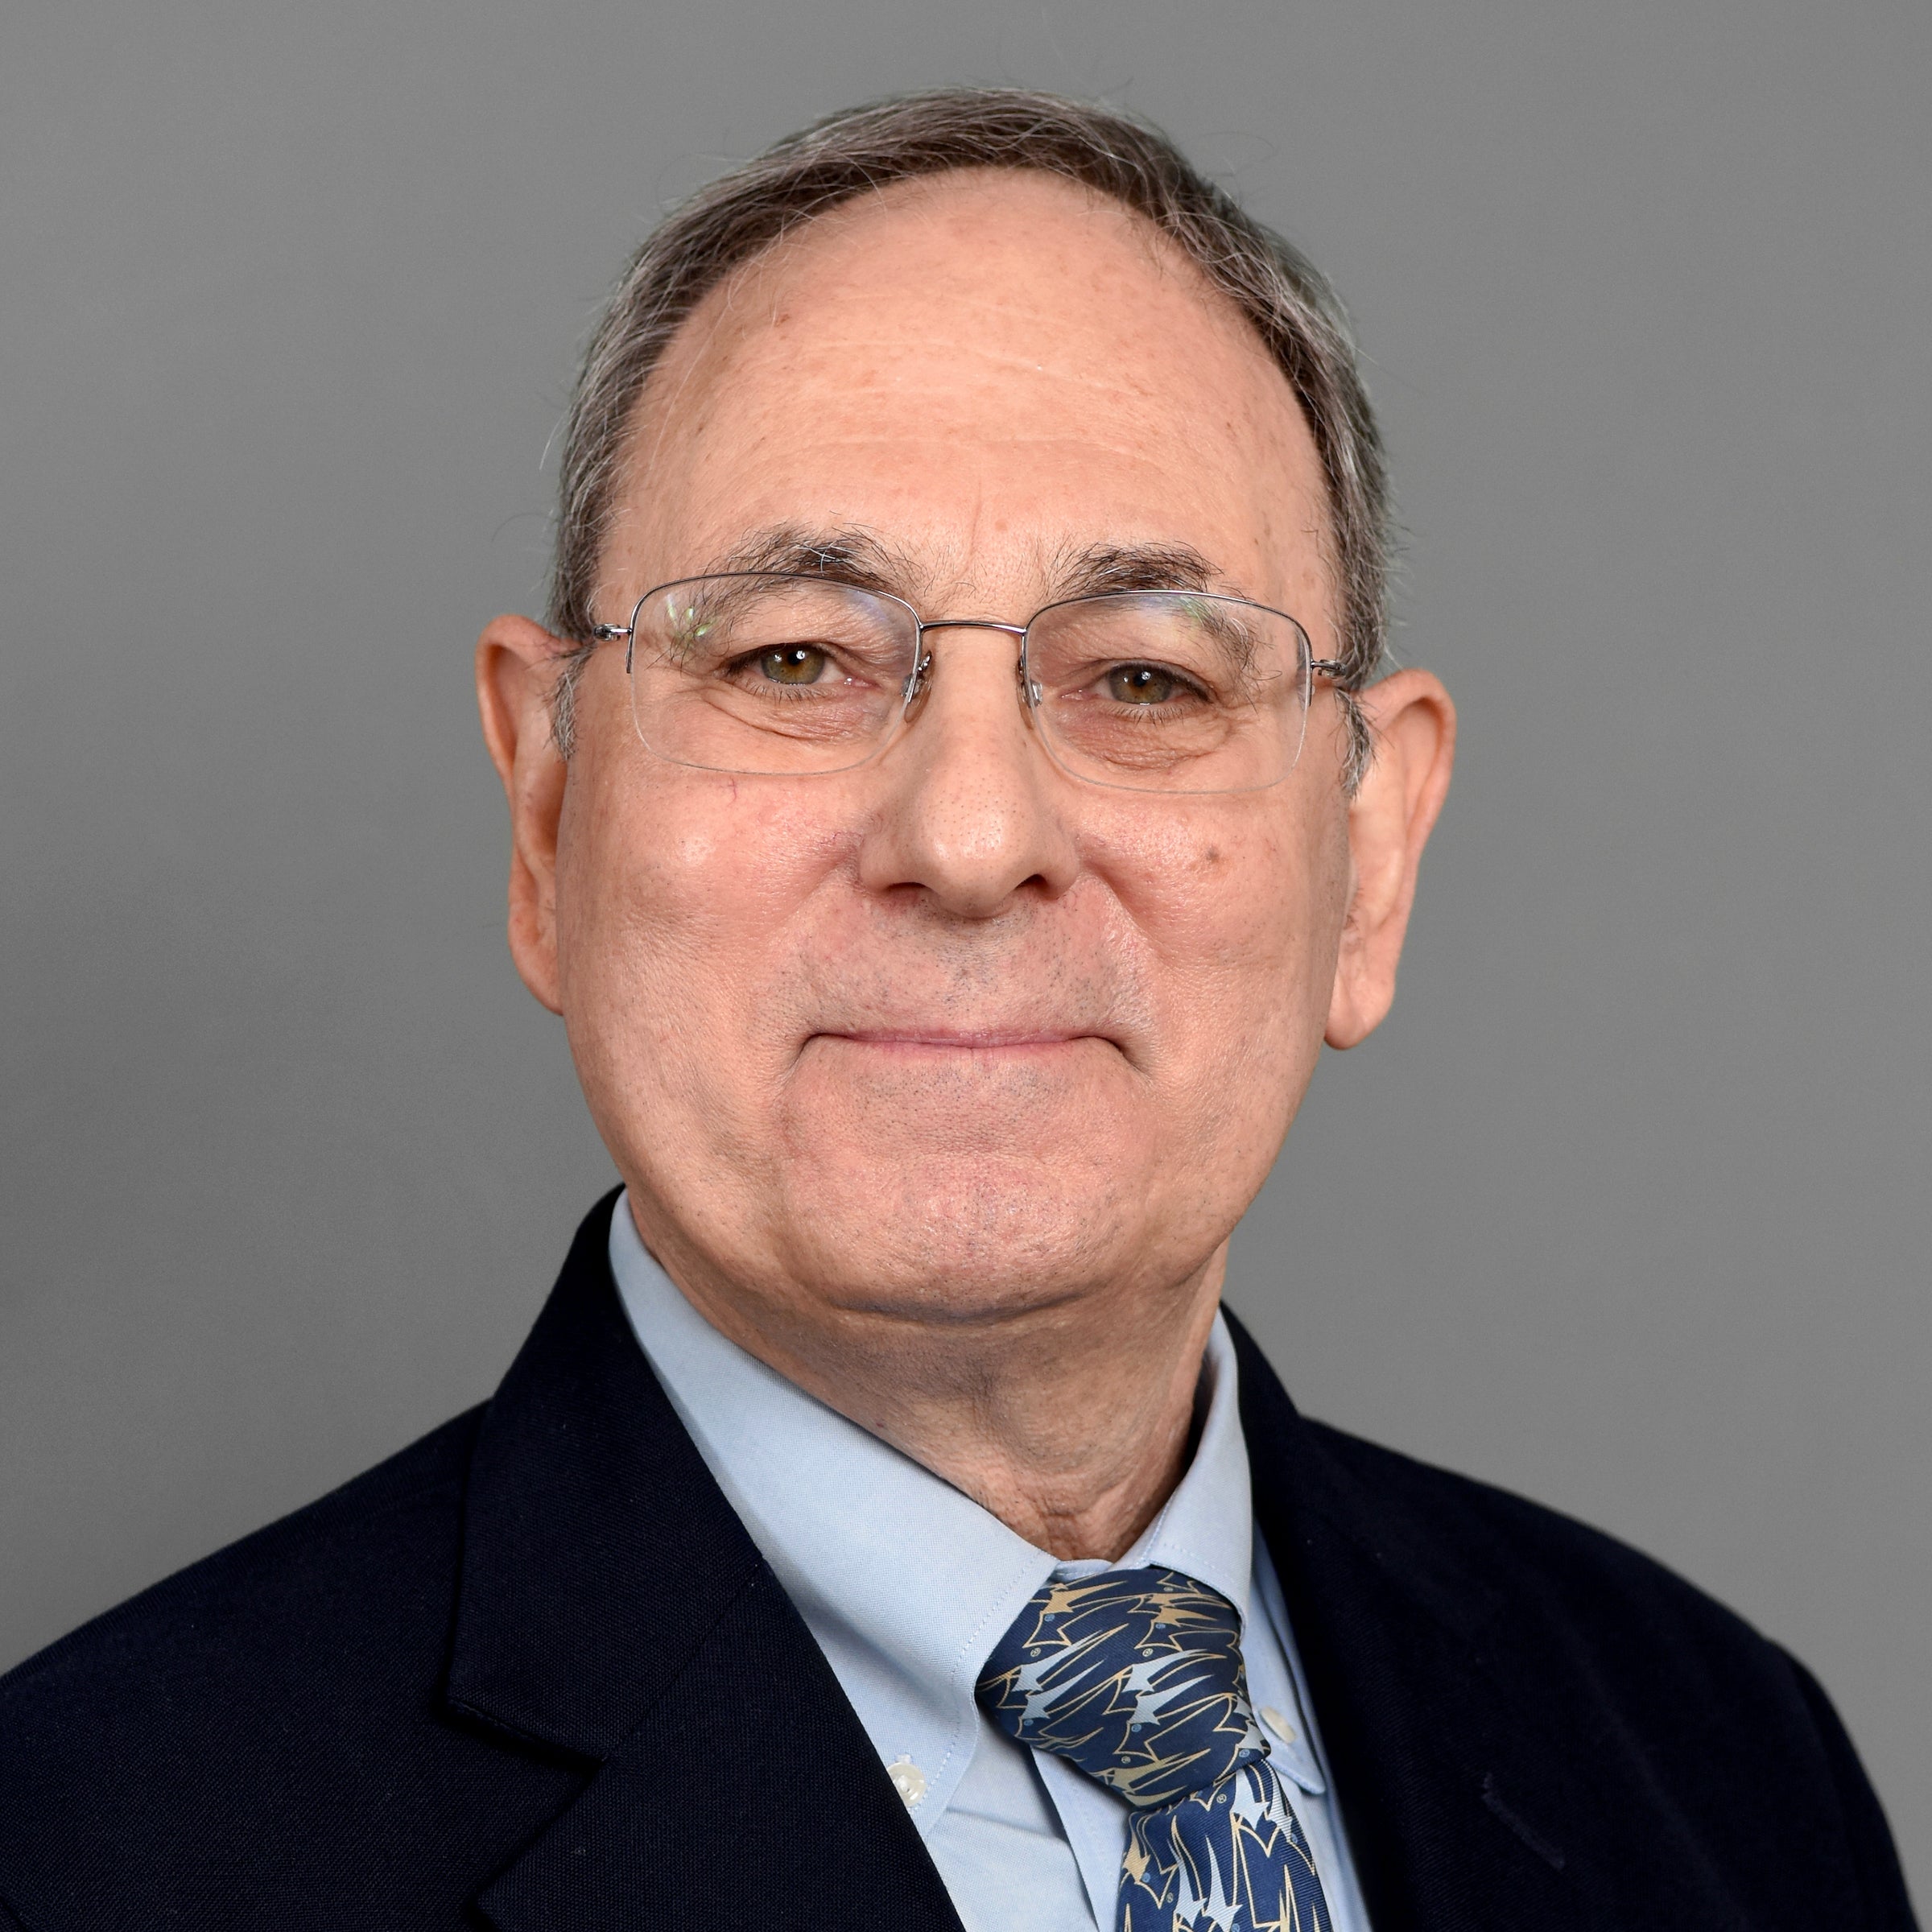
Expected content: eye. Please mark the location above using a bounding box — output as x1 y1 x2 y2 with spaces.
1106 663 1181 704
758 645 830 685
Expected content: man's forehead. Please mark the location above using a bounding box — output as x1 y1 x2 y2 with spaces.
637 171 1305 456
605 170 1331 626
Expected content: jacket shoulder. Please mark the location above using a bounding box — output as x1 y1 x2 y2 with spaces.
0 1406 483 1728
1300 1414 1769 1657
1287 1416 1916 1922
0 1408 582 1930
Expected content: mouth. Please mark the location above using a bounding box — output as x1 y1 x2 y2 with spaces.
807 1028 1118 1058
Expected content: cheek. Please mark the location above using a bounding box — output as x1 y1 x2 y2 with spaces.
1090 799 1343 1107
552 755 852 1104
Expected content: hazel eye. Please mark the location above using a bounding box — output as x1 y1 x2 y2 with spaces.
759 645 830 685
1107 664 1179 704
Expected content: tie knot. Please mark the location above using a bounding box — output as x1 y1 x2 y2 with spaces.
976 1566 1266 1809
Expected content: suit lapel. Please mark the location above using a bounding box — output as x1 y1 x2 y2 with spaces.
446 1193 964 1931
1228 1313 1583 1931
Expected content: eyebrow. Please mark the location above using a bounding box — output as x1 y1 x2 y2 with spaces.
1046 542 1225 600
703 526 919 597
700 526 1236 607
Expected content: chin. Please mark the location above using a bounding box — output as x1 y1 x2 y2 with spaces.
766 1154 1179 1321
757 1050 1228 1311
783 1033 1138 1158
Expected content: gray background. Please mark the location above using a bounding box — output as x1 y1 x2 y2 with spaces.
2 0 1926 1900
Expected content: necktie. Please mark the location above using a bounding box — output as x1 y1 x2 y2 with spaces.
978 1567 1333 1932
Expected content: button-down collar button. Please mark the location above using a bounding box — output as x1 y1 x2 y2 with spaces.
1260 1705 1298 1744
888 1755 928 1806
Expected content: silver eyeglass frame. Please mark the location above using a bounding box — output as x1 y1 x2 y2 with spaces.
588 572 1344 793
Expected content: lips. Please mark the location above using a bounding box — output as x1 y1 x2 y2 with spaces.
817 1028 1104 1051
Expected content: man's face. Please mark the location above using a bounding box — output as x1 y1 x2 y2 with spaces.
498 171 1414 1328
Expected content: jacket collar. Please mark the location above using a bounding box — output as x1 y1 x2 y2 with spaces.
445 1192 964 1930
444 1191 762 1758
1227 1311 1579 1927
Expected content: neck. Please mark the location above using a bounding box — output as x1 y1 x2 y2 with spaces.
634 1203 1228 1561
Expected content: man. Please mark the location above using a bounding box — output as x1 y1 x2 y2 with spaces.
0 88 1913 1931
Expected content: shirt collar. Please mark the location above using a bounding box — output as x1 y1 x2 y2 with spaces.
1112 1311 1253 1620
608 1193 1256 1828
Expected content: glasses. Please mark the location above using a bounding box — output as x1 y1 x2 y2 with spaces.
590 573 1340 795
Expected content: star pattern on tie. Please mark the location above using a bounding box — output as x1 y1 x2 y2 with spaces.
979 1567 1333 1932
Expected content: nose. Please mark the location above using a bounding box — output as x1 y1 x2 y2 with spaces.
856 623 1080 917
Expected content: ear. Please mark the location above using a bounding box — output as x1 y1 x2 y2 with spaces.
1325 668 1457 1049
476 614 572 1014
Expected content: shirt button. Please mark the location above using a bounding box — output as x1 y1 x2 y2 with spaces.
1260 1706 1298 1744
888 1755 928 1806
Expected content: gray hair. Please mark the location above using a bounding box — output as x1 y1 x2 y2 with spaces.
547 87 1389 778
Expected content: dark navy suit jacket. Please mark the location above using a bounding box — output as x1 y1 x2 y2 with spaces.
0 1195 1915 1928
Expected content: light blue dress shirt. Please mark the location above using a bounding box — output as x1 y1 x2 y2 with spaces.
609 1195 1372 1932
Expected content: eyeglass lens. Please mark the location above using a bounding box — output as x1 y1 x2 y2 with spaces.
625 574 1313 794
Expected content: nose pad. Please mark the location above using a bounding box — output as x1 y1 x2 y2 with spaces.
894 626 1039 737
901 650 934 709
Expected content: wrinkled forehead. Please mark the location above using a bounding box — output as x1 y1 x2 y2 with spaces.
604 170 1334 625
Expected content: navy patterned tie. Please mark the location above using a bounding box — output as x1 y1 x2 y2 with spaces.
978 1567 1333 1932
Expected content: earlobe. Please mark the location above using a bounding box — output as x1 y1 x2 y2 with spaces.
475 615 572 1014
1324 669 1456 1050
